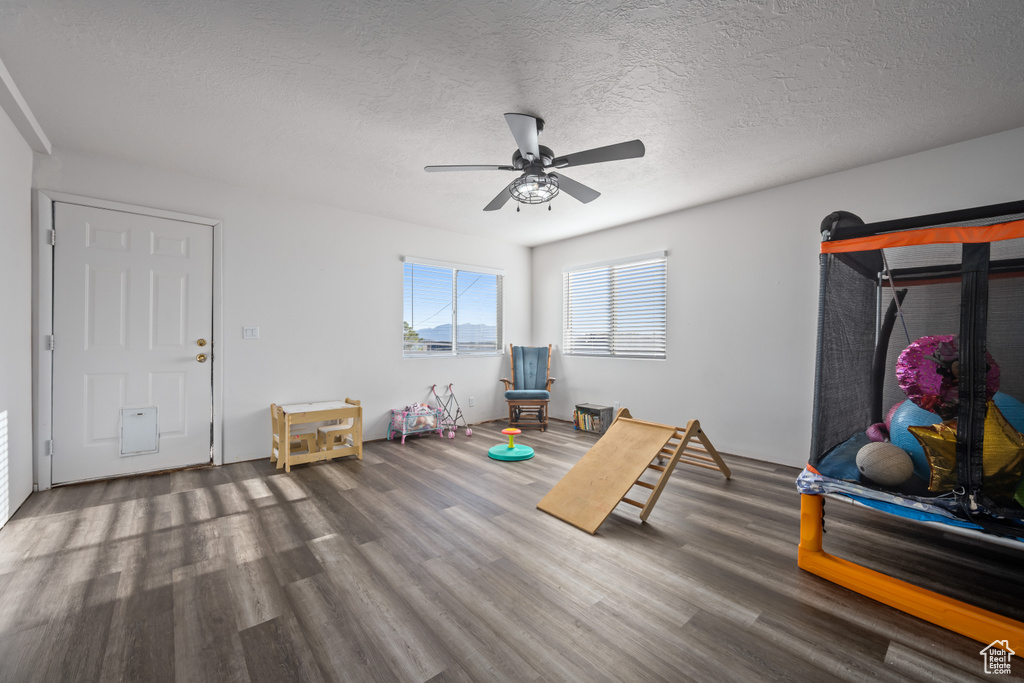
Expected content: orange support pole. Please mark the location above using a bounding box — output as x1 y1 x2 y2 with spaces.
798 494 1024 648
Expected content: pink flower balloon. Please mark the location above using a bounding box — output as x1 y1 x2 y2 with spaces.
895 335 999 420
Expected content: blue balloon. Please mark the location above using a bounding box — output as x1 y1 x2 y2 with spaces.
994 392 1024 433
887 393 1024 484
889 401 942 481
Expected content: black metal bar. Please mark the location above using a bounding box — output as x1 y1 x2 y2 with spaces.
888 258 1024 283
870 289 907 425
809 253 829 462
827 200 1024 242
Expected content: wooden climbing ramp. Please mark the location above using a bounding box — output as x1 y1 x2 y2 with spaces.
537 408 730 534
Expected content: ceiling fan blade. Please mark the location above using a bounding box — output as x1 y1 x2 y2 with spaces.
425 165 515 172
552 139 645 168
503 113 540 162
550 173 600 204
483 182 515 211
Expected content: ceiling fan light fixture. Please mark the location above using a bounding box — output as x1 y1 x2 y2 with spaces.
510 173 559 204
425 113 644 211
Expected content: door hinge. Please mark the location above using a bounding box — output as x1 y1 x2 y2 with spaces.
46 334 55 351
46 440 54 457
49 229 56 246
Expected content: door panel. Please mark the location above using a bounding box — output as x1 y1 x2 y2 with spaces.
151 232 190 258
86 265 129 349
84 373 126 444
151 271 188 347
150 371 187 435
52 203 213 483
87 222 130 251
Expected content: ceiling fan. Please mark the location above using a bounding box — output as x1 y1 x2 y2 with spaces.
425 113 646 211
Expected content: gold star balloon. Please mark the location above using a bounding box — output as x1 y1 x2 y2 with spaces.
909 401 1024 504
908 421 958 492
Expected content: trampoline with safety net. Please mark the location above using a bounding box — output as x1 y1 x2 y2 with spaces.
797 199 1024 645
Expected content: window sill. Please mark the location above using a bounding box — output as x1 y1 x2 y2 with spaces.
563 353 666 360
403 352 504 359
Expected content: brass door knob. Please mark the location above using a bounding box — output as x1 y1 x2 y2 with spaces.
196 353 208 363
197 338 207 347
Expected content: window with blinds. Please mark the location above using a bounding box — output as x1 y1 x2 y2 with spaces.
403 260 503 356
563 254 667 358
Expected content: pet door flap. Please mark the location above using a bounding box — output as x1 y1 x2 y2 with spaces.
121 407 159 456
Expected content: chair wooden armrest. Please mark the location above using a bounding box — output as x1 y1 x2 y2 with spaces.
499 378 513 390
545 377 556 391
345 397 361 406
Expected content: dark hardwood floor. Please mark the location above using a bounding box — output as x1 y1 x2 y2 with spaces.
0 420 1020 682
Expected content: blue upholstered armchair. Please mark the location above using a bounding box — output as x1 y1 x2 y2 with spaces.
499 344 556 430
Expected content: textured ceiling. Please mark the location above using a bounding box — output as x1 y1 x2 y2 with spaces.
2 0 1024 246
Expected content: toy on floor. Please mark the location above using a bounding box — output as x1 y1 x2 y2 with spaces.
488 428 534 461
387 403 443 444
432 383 472 438
538 408 729 534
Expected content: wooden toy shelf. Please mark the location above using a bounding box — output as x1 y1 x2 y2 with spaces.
573 403 614 435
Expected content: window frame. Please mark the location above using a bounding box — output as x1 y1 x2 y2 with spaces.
402 257 504 358
562 251 667 359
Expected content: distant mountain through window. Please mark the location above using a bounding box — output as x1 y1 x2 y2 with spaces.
415 323 497 341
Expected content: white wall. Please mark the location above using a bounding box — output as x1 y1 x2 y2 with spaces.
34 148 532 463
533 126 1024 468
0 105 34 522
32 125 1024 472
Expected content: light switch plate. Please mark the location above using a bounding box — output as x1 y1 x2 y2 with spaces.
243 326 260 340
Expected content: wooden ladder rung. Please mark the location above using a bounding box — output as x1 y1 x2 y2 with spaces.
681 452 716 464
620 497 645 508
633 480 655 490
647 463 666 472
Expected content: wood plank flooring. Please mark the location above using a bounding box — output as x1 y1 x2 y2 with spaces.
0 420 1021 682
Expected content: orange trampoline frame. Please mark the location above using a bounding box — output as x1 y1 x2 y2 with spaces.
798 493 1024 646
820 218 1024 253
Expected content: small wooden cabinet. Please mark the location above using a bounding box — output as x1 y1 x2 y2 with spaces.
573 403 613 435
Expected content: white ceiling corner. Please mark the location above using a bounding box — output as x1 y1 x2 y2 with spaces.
1 0 1023 246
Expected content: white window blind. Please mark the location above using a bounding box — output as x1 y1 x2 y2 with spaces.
563 255 666 358
404 261 503 356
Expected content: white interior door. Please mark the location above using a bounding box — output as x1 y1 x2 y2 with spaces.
52 202 214 484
